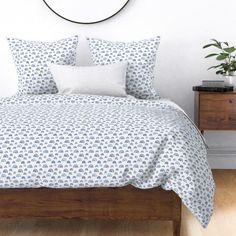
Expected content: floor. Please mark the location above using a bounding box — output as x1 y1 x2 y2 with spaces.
0 170 235 236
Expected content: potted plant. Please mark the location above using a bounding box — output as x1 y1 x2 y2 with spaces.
203 39 236 86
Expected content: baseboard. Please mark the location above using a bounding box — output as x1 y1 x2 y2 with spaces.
207 147 236 169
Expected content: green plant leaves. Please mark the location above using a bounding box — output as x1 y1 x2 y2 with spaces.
203 43 221 49
216 70 224 74
203 39 222 49
203 39 236 75
207 65 222 70
216 53 228 60
223 47 236 53
205 53 219 58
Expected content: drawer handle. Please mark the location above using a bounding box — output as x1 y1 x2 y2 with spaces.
229 99 233 103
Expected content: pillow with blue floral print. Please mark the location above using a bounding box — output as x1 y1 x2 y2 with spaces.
7 36 78 95
88 37 160 99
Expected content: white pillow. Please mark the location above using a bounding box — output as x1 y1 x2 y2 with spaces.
48 62 128 97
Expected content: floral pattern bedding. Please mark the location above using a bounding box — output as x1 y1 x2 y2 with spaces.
0 94 214 227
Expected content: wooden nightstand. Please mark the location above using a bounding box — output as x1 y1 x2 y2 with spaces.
195 91 236 133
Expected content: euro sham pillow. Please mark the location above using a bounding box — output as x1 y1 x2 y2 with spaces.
88 37 160 99
48 62 128 97
7 36 78 95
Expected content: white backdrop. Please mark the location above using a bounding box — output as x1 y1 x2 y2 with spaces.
0 0 236 167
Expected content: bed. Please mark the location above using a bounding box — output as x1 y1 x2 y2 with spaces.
0 94 215 236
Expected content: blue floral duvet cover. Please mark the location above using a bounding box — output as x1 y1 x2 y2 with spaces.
0 94 214 227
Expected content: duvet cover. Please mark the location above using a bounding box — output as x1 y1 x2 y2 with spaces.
0 94 214 227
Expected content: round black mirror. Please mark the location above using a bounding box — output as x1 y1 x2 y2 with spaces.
43 0 130 24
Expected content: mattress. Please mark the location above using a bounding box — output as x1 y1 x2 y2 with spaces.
0 94 214 227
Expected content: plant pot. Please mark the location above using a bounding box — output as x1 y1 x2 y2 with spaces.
223 75 236 87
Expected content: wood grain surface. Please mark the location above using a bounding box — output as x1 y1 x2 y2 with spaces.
0 186 181 236
195 91 236 130
0 170 234 236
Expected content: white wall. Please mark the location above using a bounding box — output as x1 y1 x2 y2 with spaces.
0 0 236 167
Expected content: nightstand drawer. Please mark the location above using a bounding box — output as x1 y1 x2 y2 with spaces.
200 94 236 112
199 111 236 130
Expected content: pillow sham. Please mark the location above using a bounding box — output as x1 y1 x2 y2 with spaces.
7 36 78 95
48 62 128 97
88 37 160 99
